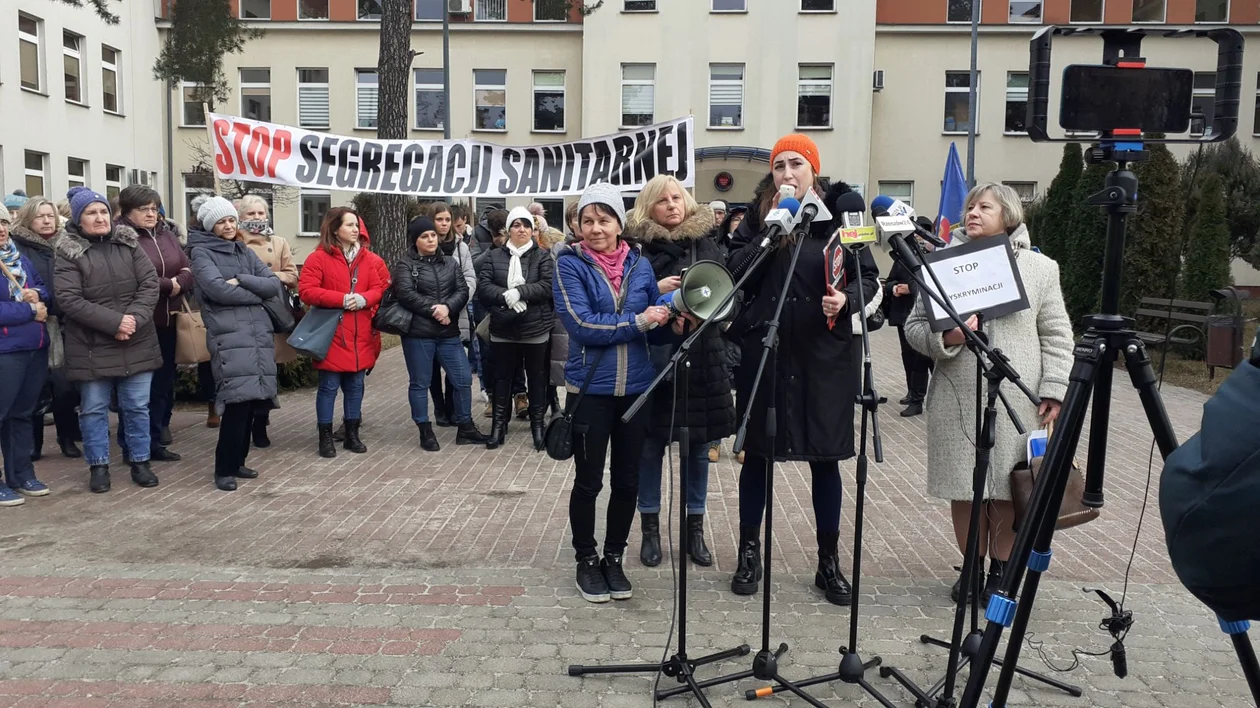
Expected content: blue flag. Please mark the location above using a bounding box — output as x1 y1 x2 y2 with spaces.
935 142 968 244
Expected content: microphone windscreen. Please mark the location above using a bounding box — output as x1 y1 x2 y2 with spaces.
870 195 895 216
779 197 801 216
914 216 936 231
833 192 867 216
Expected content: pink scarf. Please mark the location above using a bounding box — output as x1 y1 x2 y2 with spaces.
584 240 630 295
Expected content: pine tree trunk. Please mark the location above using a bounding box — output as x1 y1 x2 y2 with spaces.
371 0 412 267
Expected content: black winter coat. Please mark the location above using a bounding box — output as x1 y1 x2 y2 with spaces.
477 244 554 341
392 244 469 340
628 205 736 444
883 258 918 327
726 176 880 462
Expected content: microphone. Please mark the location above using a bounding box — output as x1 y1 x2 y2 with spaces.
760 185 800 248
872 195 948 249
870 194 915 220
832 192 877 248
795 189 833 233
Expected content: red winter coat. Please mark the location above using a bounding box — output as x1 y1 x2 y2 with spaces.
298 239 391 373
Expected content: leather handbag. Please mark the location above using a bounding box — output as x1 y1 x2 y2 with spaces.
545 347 608 461
371 290 412 336
1010 422 1100 531
173 300 211 365
262 293 297 335
286 306 341 360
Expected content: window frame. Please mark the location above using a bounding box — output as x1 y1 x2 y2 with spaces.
943 70 980 135
182 172 215 226
415 0 445 21
876 181 914 210
239 0 272 20
298 0 330 20
1008 0 1043 23
413 68 446 131
534 0 569 22
475 0 507 22
1004 71 1029 135
1001 181 1038 204
711 0 747 12
623 0 656 10
1194 0 1229 23
1068 0 1105 23
104 164 124 201
358 0 383 21
473 69 508 132
620 63 656 129
1131 0 1166 23
800 0 836 11
297 68 331 130
1191 72 1216 137
19 14 44 94
24 151 48 198
796 63 834 130
355 68 379 130
532 70 566 133
946 0 981 24
708 63 745 130
239 68 271 122
180 82 209 128
67 158 89 190
62 30 85 105
101 45 121 114
299 190 332 237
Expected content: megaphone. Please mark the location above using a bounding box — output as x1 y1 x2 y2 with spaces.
656 260 736 322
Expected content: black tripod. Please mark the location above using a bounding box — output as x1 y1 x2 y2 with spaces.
959 150 1181 708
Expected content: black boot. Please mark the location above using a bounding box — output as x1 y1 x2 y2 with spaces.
815 530 852 606
417 422 440 452
486 397 509 450
951 557 985 604
89 465 110 494
343 419 367 453
687 514 713 566
317 423 337 458
730 526 762 595
548 387 561 417
433 408 451 428
639 512 661 567
455 420 490 445
983 558 1006 606
31 419 43 461
900 401 924 417
215 475 238 491
529 406 546 452
130 461 159 488
59 437 82 458
252 416 271 448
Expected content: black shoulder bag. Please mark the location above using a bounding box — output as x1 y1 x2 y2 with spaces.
544 347 608 461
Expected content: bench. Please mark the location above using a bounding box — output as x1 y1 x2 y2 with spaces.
1133 297 1211 350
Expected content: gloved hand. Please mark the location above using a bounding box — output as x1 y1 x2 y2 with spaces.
510 301 528 314
503 289 521 308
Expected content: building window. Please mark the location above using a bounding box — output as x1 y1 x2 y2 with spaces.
1195 0 1228 22
624 0 656 9
1002 182 1038 204
712 0 746 11
1254 73 1259 135
19 15 43 93
1009 0 1042 22
1069 0 1104 22
105 165 123 201
298 68 330 128
709 63 744 129
473 69 507 131
183 172 215 225
299 0 329 19
239 68 271 122
414 68 446 130
944 71 978 134
621 64 655 128
358 0 382 20
181 83 208 127
801 0 835 10
63 31 84 104
68 158 88 189
416 0 444 20
240 0 270 19
24 152 47 197
535 0 568 21
102 46 120 113
877 181 914 209
1005 72 1028 134
535 199 564 230
356 69 379 130
300 191 331 235
533 71 565 132
1132 0 1164 22
476 0 506 21
947 0 979 23
797 64 833 129
1192 72 1216 136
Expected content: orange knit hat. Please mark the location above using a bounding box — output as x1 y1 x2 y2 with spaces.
770 134 821 175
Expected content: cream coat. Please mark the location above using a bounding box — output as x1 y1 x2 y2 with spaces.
241 230 299 364
904 224 1074 501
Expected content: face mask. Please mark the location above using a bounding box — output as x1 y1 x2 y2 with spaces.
240 219 271 235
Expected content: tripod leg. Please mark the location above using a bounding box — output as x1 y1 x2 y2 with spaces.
1221 620 1260 706
1120 339 1179 459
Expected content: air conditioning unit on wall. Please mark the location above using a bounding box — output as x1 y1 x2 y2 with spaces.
448 0 472 14
128 169 151 187
873 70 885 92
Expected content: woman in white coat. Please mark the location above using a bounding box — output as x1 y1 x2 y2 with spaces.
904 183 1073 604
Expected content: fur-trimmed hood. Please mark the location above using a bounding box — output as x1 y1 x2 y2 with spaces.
8 223 63 256
625 204 716 244
743 172 851 234
52 221 140 261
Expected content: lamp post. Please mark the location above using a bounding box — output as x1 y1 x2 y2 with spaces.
443 6 451 140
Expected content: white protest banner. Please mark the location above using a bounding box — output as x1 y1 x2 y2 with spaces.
918 235 1030 332
206 113 695 198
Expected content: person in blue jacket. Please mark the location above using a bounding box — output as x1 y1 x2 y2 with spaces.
554 182 672 604
0 211 52 505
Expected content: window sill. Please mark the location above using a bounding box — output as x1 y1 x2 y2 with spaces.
621 9 660 13
20 87 48 97
298 17 330 21
799 9 838 14
472 128 508 133
66 99 90 109
708 125 744 131
532 129 567 134
413 126 445 132
475 18 509 22
353 126 378 132
1068 19 1103 24
300 125 331 131
104 109 125 117
711 10 749 14
620 125 653 130
534 19 568 23
241 16 271 21
1193 20 1229 24
795 125 833 131
180 124 208 129
297 232 319 238
1003 131 1028 137
1007 19 1043 24
358 17 382 21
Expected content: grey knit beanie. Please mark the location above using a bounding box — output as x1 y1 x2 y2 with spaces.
195 195 238 233
576 182 626 228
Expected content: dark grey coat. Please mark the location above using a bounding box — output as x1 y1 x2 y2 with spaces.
187 229 285 412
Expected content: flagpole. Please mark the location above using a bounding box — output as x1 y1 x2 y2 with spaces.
965 0 979 189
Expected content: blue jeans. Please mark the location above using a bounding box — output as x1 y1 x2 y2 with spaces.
0 349 49 487
79 372 153 465
402 337 472 424
638 435 711 516
316 370 365 425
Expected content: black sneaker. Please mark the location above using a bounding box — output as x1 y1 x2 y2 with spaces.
601 553 633 600
576 556 610 603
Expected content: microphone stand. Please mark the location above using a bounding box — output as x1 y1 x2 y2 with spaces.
744 239 898 707
876 233 1081 707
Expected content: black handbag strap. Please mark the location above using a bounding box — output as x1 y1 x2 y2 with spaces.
562 256 639 418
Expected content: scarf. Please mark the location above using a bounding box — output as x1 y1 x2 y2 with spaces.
439 238 457 256
584 240 630 295
342 243 360 265
241 220 274 237
506 240 534 289
0 239 26 302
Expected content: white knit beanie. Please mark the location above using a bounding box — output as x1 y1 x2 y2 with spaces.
194 195 238 232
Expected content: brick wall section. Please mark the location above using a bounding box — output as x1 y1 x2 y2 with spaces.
874 0 1234 25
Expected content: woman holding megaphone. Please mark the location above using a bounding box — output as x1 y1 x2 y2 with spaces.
626 175 736 570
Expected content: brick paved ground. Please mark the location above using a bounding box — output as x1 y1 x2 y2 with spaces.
0 328 1249 707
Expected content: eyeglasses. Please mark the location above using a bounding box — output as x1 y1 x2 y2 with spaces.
134 206 160 214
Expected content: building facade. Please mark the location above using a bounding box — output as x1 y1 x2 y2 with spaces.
0 0 164 208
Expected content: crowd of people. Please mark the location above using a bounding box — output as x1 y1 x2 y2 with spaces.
0 131 1072 609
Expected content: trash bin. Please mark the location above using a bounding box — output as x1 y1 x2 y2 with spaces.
1207 287 1249 379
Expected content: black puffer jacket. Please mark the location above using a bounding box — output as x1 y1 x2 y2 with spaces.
627 204 736 444
392 244 469 340
477 244 554 341
883 258 918 327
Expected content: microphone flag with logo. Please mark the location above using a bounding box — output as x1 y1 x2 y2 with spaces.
936 142 968 245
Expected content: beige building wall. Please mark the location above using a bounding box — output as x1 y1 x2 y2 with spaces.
580 0 877 209
166 24 583 262
0 0 164 205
